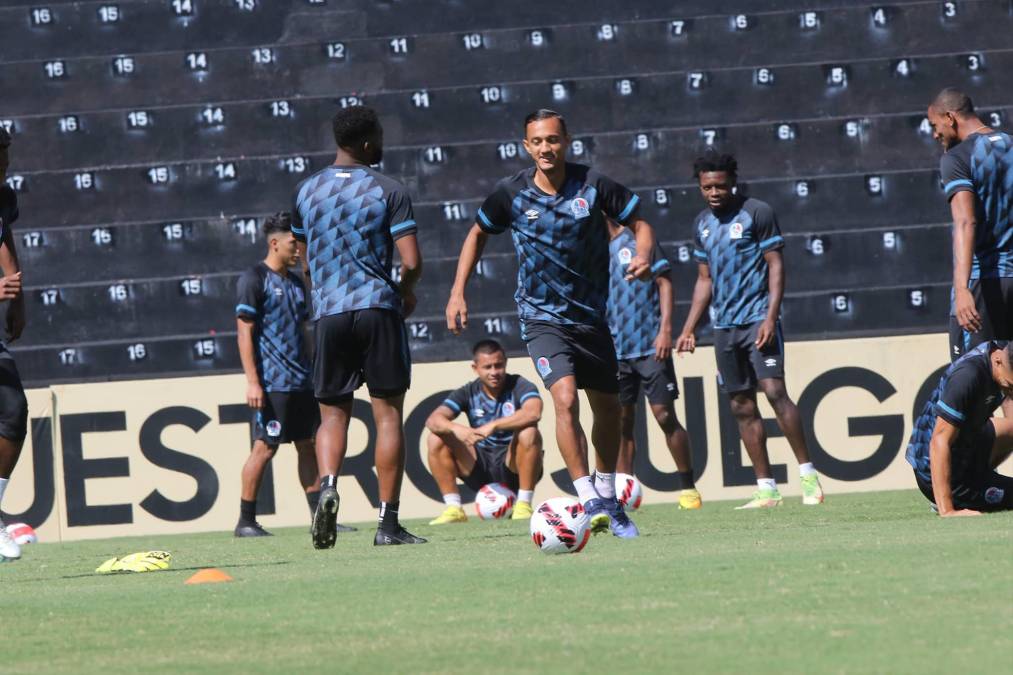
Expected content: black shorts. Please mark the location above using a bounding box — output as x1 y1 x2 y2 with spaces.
0 348 28 444
949 277 1013 362
618 356 679 406
252 390 319 445
313 308 411 403
462 444 520 492
914 422 1013 512
523 321 619 393
713 320 785 393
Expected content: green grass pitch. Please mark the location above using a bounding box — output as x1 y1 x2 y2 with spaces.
5 490 1011 674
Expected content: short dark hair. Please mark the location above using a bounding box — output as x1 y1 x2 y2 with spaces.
0 127 10 149
332 106 382 149
472 339 505 359
524 108 568 136
693 152 738 180
262 212 292 238
932 87 975 116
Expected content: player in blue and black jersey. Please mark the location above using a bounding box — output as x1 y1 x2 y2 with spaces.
926 89 1013 364
606 220 701 510
445 109 658 538
293 107 425 548
676 153 824 509
425 340 544 523
906 340 1013 515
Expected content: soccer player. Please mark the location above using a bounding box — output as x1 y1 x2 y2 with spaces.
926 89 1013 364
676 153 824 509
445 109 657 538
0 127 29 561
425 339 544 524
606 220 702 510
906 340 1013 515
293 106 426 547
234 213 356 537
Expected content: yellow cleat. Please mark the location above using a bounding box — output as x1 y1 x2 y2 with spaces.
735 489 783 510
428 505 468 525
678 488 702 510
511 501 534 520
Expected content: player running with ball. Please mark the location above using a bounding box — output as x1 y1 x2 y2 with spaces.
446 109 659 538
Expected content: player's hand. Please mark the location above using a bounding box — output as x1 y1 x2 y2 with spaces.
446 294 468 334
453 425 485 446
675 332 696 355
246 381 264 409
0 272 22 301
754 318 776 349
5 299 24 342
475 423 497 439
939 508 982 517
954 287 982 333
653 331 672 361
624 254 652 281
401 288 417 318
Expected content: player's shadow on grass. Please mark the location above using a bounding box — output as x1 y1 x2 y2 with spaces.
16 560 292 583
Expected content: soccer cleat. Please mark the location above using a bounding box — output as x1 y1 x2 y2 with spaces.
311 486 339 549
335 523 358 533
801 474 825 505
374 526 428 546
428 505 468 525
735 488 783 509
582 498 612 535
0 520 21 561
511 501 534 520
604 497 640 538
678 488 703 510
234 521 273 537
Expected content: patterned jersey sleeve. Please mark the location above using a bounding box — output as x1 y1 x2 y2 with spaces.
692 217 709 264
235 267 265 320
940 148 974 201
934 365 980 428
514 376 542 406
592 171 640 225
291 178 308 242
753 202 785 253
650 241 672 278
476 182 513 234
386 185 417 241
440 384 471 417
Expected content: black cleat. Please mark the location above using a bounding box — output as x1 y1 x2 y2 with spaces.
335 523 358 533
234 521 273 538
373 526 428 546
311 487 339 549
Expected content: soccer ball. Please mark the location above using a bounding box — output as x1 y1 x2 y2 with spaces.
5 522 38 545
475 483 516 519
615 473 643 511
530 497 591 554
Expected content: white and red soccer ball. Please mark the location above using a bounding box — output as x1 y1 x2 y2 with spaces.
615 473 643 511
530 497 590 554
475 483 516 520
5 522 38 545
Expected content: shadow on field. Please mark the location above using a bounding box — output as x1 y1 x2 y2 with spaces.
12 560 291 583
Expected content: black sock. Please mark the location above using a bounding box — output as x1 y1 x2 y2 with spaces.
306 490 321 515
319 474 337 491
240 499 257 523
378 501 399 531
676 471 695 490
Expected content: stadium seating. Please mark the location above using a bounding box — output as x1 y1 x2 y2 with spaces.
6 0 1013 384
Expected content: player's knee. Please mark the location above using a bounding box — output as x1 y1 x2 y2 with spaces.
426 431 448 456
552 388 579 417
651 405 678 434
516 425 541 449
619 406 636 439
729 394 757 420
0 391 28 447
761 382 793 412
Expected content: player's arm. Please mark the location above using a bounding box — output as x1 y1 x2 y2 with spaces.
395 233 422 318
928 416 981 517
756 249 784 348
654 272 674 361
236 317 263 409
0 222 25 341
950 191 981 332
446 224 490 334
676 262 712 354
624 217 657 281
481 396 542 435
425 404 485 445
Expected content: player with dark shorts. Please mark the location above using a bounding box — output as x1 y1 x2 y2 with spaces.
606 220 702 510
234 213 355 537
926 89 1013 371
446 109 659 539
906 341 1013 515
0 127 29 562
425 340 544 524
676 153 825 509
293 106 425 548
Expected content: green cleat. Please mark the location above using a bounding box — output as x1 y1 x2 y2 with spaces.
801 473 825 505
735 488 783 509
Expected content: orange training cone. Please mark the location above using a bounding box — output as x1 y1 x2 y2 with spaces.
185 568 233 584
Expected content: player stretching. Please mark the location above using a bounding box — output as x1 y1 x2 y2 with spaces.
294 107 425 547
676 153 824 509
926 89 1013 369
906 340 1013 515
0 128 29 561
426 339 544 523
446 109 657 538
606 220 701 510
234 213 354 537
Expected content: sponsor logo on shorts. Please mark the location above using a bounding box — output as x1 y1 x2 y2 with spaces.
266 420 282 437
618 247 633 265
569 197 590 219
764 358 778 367
536 357 552 378
525 209 540 221
502 401 515 416
729 222 744 240
984 487 1004 504
666 383 675 392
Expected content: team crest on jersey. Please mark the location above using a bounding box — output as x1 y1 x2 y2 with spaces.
569 197 590 218
525 209 541 221
984 487 1004 504
729 222 744 240
266 420 282 437
502 401 515 416
618 247 633 265
536 357 552 378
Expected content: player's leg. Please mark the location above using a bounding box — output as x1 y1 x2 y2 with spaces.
0 351 28 560
976 417 1013 512
757 376 824 506
506 426 543 518
426 431 476 524
615 359 640 474
236 437 277 537
640 356 700 509
990 416 1013 470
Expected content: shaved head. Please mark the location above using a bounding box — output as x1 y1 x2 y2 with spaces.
931 88 975 117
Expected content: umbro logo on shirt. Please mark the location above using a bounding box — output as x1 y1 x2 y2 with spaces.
764 358 778 367
525 209 540 220
273 288 284 296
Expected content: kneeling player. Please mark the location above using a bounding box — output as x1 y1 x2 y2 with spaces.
426 340 544 523
906 340 1013 515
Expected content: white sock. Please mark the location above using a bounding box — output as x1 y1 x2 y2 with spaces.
0 477 7 509
594 472 616 499
517 489 534 504
757 478 777 492
573 475 599 503
443 493 462 508
799 462 817 477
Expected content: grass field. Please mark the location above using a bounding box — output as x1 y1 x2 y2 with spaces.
4 490 1011 674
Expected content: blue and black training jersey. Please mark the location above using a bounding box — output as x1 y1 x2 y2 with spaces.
476 163 641 331
606 227 672 360
906 341 1006 482
292 165 417 321
236 262 313 392
0 186 18 241
442 374 541 454
940 131 1013 279
692 197 784 329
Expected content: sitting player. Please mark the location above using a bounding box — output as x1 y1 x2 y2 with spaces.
425 340 544 523
906 340 1013 515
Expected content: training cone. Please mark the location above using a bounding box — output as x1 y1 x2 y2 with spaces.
185 568 233 585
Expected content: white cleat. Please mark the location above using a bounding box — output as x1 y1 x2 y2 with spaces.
0 520 22 561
